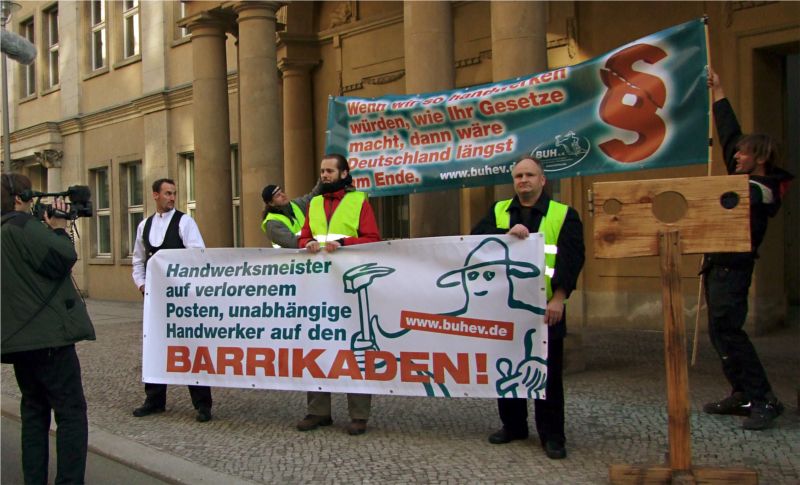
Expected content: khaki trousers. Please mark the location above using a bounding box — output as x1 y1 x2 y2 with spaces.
307 391 371 420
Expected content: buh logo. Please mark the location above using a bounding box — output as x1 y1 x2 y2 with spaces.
530 130 591 173
598 43 668 163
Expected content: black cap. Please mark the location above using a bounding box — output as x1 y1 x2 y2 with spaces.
262 185 280 204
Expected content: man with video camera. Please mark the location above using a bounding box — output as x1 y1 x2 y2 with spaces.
1 172 96 484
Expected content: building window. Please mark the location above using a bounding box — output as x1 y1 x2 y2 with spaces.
45 6 59 87
20 18 35 97
90 0 107 70
122 0 139 58
231 146 242 247
181 153 196 218
91 167 112 256
122 161 143 257
179 1 189 38
373 195 410 240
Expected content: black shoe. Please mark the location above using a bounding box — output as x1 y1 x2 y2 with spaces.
742 400 783 430
196 407 212 423
296 414 333 431
703 392 751 416
544 440 567 459
488 427 528 444
133 403 165 417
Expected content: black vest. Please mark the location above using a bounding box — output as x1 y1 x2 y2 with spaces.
142 210 185 268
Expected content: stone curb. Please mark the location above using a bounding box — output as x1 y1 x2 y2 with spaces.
1 395 259 485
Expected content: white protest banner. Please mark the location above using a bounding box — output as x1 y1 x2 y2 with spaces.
142 235 548 398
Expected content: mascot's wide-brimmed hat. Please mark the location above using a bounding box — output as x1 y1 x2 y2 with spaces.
436 237 540 288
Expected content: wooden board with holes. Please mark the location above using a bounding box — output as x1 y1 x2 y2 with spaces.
593 175 751 258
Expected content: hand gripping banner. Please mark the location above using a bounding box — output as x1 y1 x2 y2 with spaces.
325 19 709 196
142 236 549 398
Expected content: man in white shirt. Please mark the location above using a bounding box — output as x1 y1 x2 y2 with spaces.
131 178 213 422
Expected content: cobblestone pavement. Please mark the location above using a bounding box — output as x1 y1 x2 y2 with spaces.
2 300 798 484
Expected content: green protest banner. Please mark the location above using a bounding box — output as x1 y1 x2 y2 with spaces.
325 19 709 197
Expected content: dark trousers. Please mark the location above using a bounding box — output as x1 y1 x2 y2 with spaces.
144 383 212 410
497 336 565 446
704 263 772 402
12 345 88 485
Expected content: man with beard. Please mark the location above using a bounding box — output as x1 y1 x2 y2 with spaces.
260 181 320 248
296 153 381 435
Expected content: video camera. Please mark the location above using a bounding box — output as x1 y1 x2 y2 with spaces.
31 186 93 221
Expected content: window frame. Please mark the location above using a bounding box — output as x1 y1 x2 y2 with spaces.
90 166 113 260
372 194 410 240
90 0 107 71
44 5 60 88
120 160 144 260
180 152 196 219
179 1 189 39
122 0 140 59
19 17 36 98
231 145 242 247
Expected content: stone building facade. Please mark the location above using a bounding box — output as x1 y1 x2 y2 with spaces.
3 1 797 339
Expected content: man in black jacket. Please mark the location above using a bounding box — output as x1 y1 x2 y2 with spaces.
472 157 584 459
2 172 96 484
701 68 793 430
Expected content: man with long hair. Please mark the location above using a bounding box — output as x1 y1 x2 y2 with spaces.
701 68 793 430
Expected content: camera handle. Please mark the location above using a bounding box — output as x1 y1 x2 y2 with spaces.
68 219 80 243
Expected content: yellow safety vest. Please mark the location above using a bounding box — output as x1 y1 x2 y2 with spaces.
261 202 305 248
308 191 366 245
494 198 568 299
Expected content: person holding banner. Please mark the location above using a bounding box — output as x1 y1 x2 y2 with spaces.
472 157 584 459
260 181 320 248
701 68 792 430
131 178 214 423
296 153 381 435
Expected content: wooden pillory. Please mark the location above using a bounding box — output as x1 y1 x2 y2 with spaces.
593 175 758 485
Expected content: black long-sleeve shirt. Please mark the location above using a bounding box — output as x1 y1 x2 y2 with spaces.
471 193 585 338
706 99 793 268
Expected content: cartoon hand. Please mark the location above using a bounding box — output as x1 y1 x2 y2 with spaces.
496 358 521 397
514 357 548 398
495 356 547 398
495 328 548 398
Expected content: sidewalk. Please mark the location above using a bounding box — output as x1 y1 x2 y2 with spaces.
2 299 798 484
2 415 171 485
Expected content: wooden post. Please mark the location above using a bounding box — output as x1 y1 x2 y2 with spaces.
598 176 759 484
659 230 692 474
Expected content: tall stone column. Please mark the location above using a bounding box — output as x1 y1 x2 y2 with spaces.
140 1 169 208
490 1 548 201
404 1 459 237
492 2 584 372
235 1 283 247
280 59 317 198
188 16 233 248
141 0 167 93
